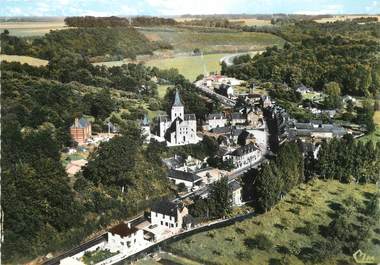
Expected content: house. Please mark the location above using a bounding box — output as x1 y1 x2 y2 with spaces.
195 167 225 184
107 222 145 253
231 113 246 126
228 180 242 206
162 155 185 170
157 90 200 146
140 114 151 143
150 200 189 230
261 96 272 108
167 169 203 191
246 108 264 128
70 117 92 144
223 143 261 169
218 84 234 98
204 113 227 131
288 121 347 141
296 84 313 94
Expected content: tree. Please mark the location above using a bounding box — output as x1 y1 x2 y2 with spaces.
324 82 341 97
208 177 231 218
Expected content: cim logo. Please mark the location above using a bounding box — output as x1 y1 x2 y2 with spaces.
353 250 378 264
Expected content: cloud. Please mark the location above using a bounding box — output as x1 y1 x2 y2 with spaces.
365 1 379 12
295 4 344 15
145 0 234 15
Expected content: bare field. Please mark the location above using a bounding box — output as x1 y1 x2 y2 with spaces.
314 15 380 23
0 54 48 66
229 18 272 26
0 21 70 36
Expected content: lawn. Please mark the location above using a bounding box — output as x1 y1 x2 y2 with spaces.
1 54 48 66
166 179 379 265
145 53 229 81
139 27 285 54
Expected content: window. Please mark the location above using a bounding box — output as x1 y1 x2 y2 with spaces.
165 222 168 226
161 221 163 225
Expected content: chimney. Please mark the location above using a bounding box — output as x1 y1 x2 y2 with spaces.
127 223 131 229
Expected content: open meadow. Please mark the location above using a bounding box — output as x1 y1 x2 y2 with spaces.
139 27 284 54
165 179 379 265
314 15 380 23
0 54 48 66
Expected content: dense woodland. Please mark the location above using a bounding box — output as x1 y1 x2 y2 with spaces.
1 27 169 61
64 16 130 27
224 20 380 97
1 55 218 262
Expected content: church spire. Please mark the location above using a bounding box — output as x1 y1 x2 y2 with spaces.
173 89 183 107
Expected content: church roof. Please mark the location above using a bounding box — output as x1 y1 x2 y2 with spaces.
71 117 90 129
173 89 184 107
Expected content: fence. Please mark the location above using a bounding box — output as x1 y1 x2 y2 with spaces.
115 211 256 265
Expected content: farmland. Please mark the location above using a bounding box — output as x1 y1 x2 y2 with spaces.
139 27 284 54
165 179 379 265
0 20 68 36
0 54 48 66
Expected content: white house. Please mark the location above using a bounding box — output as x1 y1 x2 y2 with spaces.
140 114 151 143
157 90 200 146
223 143 261 169
231 113 246 126
167 169 203 191
228 180 243 206
106 222 145 253
205 113 227 131
150 200 189 230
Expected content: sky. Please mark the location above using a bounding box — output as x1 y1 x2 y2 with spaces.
0 0 379 17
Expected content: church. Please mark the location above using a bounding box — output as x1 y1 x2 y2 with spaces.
158 90 200 146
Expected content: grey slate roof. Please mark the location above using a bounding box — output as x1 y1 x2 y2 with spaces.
206 113 225 120
229 143 258 156
71 117 90 128
151 200 179 217
231 112 245 120
173 90 183 107
228 180 241 192
168 169 202 183
141 114 149 126
211 126 232 134
184 114 196 121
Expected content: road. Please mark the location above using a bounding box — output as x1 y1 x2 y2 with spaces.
219 51 263 67
194 80 236 107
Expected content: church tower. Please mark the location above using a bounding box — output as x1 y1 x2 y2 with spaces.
171 89 184 121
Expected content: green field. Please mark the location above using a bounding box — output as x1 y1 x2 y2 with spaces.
140 27 285 54
166 179 379 265
146 53 229 81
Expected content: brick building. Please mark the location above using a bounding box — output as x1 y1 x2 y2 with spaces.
70 117 92 144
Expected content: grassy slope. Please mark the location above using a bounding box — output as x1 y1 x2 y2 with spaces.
1 54 48 66
146 53 229 81
166 179 379 265
139 27 285 54
358 111 380 145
